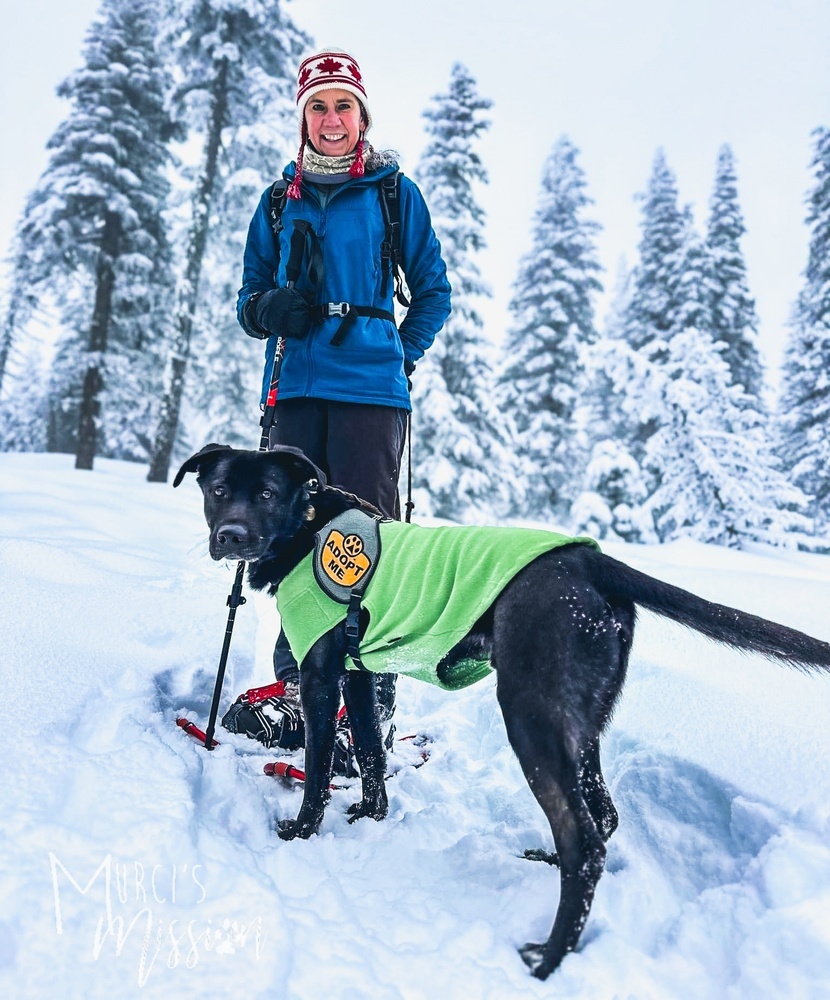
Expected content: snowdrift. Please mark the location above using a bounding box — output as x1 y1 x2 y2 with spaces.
1 453 829 999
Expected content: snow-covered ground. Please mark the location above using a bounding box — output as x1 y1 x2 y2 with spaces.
1 452 829 1000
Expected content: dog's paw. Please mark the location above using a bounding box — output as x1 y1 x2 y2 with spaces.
276 818 317 841
519 941 554 980
346 798 388 824
522 847 560 867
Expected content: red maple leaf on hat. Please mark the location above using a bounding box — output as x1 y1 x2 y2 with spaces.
299 66 312 87
316 57 344 75
347 64 362 83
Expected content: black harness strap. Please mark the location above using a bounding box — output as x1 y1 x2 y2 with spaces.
379 173 411 308
320 304 396 346
344 592 368 670
269 180 289 244
267 171 407 346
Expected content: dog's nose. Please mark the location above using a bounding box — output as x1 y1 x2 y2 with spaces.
215 523 250 549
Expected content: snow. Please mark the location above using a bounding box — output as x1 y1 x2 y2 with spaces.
1 451 830 999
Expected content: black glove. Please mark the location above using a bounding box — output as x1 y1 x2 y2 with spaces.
254 287 313 340
404 359 416 392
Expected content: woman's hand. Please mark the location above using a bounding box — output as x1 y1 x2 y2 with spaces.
256 287 313 339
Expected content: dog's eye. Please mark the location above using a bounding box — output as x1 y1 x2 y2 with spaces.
212 485 226 498
260 489 273 500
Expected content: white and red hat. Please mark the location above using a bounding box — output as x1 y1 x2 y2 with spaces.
295 47 372 138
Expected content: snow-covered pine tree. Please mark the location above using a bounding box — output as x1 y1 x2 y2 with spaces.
623 149 688 353
146 0 307 482
0 245 39 398
640 327 808 546
569 438 653 543
574 261 654 541
604 149 690 468
185 126 286 450
596 215 808 548
499 135 602 521
777 126 830 539
1 0 175 468
706 144 765 400
411 63 508 521
594 326 809 548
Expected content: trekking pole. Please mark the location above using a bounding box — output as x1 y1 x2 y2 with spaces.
199 224 307 752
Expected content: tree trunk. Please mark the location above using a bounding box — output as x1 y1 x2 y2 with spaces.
75 210 122 470
147 55 229 483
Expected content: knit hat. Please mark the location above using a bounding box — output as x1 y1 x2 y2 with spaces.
288 47 372 199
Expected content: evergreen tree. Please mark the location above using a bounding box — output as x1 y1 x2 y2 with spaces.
570 438 653 543
0 337 50 453
412 63 509 521
643 329 807 546
499 135 603 520
577 261 653 540
598 328 808 547
581 260 634 456
623 149 687 352
593 160 804 548
706 144 764 399
608 149 691 465
185 133 281 450
777 126 830 537
146 0 307 482
1 0 175 468
0 247 39 398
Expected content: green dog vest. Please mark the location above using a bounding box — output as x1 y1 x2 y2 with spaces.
276 515 599 691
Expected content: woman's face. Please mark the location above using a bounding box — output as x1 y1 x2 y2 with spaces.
304 89 365 157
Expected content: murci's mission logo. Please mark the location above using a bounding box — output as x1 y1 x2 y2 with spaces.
48 852 268 986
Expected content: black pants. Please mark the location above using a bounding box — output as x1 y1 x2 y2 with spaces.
270 398 406 719
269 398 407 519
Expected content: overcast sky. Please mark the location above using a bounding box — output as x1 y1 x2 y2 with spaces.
2 0 829 386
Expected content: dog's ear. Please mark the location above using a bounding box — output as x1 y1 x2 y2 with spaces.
172 443 234 487
267 445 327 490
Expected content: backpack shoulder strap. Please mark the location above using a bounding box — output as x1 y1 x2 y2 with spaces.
379 171 410 308
268 179 290 261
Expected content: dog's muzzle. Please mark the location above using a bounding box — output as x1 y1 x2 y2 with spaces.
211 522 258 560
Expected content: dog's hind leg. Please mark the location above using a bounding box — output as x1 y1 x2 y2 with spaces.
493 561 622 978
497 673 606 979
342 670 388 823
523 737 617 868
579 737 618 842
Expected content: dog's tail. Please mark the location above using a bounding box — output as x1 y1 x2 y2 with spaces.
589 549 830 673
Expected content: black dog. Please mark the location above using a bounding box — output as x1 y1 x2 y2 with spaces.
175 443 830 979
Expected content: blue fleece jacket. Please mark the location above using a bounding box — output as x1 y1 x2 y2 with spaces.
237 160 451 410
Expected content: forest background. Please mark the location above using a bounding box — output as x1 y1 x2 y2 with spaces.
1 0 829 549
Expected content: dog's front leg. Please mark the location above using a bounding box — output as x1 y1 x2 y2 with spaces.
342 671 388 823
277 635 342 841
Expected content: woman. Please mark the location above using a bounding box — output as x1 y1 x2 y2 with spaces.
236 47 451 748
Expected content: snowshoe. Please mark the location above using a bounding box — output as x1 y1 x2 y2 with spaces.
221 680 305 751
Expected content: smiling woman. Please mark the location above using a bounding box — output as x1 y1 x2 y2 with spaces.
235 45 452 752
